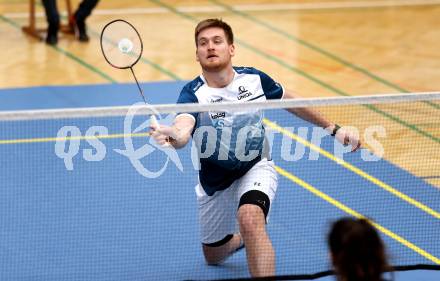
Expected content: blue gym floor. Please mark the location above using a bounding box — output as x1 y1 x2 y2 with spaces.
0 83 439 281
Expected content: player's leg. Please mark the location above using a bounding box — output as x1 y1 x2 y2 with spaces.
238 202 274 277
196 183 244 265
236 158 277 277
202 233 243 265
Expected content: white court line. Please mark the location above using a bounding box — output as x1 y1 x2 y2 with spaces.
235 0 440 11
4 0 440 18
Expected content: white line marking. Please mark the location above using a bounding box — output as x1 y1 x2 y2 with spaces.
5 0 440 18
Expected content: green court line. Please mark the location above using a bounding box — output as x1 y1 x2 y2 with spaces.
0 14 117 84
148 0 439 144
5 5 438 217
139 0 439 263
1 13 180 83
88 29 182 81
210 0 440 110
4 4 438 144
2 5 438 263
52 45 117 83
32 0 183 82
0 13 20 27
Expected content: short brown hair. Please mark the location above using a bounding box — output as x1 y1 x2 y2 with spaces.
194 18 234 46
328 218 389 281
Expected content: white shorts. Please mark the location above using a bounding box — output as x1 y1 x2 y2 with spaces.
195 158 278 245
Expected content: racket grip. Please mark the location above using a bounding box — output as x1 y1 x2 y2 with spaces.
150 115 171 147
150 115 159 128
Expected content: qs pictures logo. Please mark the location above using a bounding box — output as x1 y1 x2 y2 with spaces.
54 102 183 178
114 102 183 178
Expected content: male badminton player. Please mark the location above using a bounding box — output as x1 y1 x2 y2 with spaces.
150 18 361 278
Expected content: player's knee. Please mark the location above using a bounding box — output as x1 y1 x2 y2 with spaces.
238 204 265 238
238 190 270 238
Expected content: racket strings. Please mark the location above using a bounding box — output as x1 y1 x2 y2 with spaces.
100 20 143 69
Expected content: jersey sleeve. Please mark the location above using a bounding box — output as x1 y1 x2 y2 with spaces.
176 83 199 121
257 69 284 100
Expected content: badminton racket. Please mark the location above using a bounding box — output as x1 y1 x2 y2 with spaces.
100 19 159 127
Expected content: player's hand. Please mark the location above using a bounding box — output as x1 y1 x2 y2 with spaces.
334 127 361 152
150 124 175 146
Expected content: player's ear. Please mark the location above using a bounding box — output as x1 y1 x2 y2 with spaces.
196 49 200 62
229 44 235 57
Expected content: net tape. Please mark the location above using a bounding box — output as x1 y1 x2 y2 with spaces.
0 92 439 121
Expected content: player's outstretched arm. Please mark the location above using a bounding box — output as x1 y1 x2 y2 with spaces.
150 115 195 149
283 89 361 152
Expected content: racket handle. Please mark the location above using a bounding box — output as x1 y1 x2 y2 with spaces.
150 115 171 147
150 115 159 128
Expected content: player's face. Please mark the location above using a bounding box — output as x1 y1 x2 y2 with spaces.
196 27 235 72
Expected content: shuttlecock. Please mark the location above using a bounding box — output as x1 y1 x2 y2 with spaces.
118 38 133 54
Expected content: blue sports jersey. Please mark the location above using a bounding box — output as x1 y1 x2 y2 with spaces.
177 66 284 196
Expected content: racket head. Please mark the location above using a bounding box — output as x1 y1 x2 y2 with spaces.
100 19 143 69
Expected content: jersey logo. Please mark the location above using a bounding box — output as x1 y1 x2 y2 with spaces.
193 81 203 92
237 86 253 100
210 112 225 119
209 97 225 119
257 200 266 207
210 97 223 103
